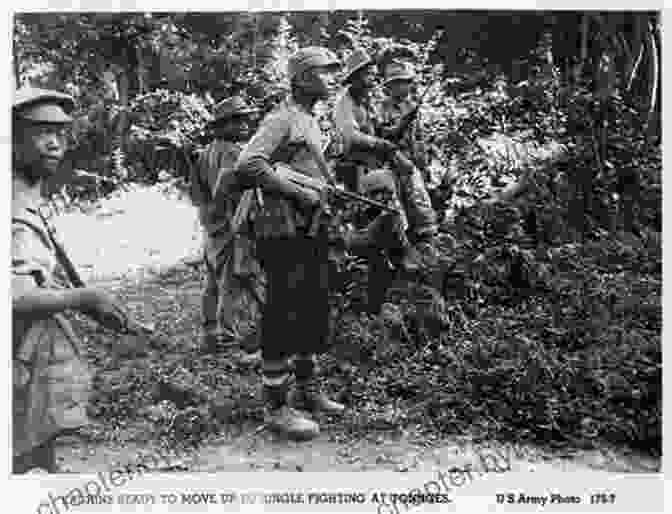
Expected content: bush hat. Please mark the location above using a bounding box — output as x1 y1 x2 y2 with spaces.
13 87 75 124
211 96 258 124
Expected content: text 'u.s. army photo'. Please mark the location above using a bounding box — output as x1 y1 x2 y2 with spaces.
9 9 662 514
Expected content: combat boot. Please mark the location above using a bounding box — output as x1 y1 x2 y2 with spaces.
265 405 320 441
289 378 346 416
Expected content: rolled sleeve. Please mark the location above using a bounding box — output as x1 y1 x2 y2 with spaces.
12 223 45 298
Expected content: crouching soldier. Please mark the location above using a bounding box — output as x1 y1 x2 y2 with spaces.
190 96 263 366
12 88 141 472
235 47 346 440
334 49 440 272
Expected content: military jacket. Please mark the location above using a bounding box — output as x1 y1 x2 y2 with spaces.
236 97 326 239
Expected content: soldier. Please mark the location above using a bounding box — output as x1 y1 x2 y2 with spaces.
190 96 263 366
235 47 346 440
378 60 429 177
334 49 440 271
12 87 137 472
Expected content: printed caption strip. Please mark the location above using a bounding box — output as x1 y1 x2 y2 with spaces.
21 443 664 513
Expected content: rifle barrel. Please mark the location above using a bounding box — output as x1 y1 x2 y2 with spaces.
334 188 399 214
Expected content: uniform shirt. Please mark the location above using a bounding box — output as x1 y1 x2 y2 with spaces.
12 174 92 457
191 139 243 236
333 87 384 169
378 96 426 169
236 96 326 239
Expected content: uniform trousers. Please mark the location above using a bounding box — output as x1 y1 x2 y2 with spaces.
256 232 330 363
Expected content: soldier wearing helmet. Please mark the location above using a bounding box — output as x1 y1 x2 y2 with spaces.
235 47 344 441
333 49 440 273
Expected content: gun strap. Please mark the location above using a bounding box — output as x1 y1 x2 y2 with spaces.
25 206 81 289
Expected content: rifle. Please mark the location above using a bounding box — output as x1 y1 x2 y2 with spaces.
275 164 400 215
275 164 401 238
33 206 157 340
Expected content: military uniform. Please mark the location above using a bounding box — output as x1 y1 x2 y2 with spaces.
190 97 264 359
237 96 330 389
333 56 438 243
378 97 427 171
12 88 93 473
377 61 437 240
236 47 344 440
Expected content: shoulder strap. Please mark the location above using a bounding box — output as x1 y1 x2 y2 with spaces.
12 211 53 253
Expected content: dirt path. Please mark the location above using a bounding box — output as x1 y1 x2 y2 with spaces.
51 188 660 475
55 429 659 474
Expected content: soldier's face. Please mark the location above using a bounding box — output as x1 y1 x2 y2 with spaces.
13 121 68 179
351 64 377 90
301 65 338 99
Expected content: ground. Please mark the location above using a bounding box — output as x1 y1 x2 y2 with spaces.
50 185 660 475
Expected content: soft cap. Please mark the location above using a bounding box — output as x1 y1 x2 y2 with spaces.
287 47 340 81
13 87 75 123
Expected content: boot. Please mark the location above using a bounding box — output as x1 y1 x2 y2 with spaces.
289 378 345 416
262 359 319 441
265 404 320 441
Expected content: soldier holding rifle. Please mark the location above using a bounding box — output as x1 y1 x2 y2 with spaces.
235 47 347 440
11 88 144 473
334 49 440 272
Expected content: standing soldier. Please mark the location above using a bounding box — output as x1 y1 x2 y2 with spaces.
334 49 440 271
12 88 138 472
378 60 429 180
190 96 263 366
235 47 345 440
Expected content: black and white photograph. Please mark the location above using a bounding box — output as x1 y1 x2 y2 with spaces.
9 8 662 512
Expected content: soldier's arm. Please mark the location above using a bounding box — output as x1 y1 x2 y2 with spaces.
12 223 95 318
334 93 382 152
236 114 319 207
